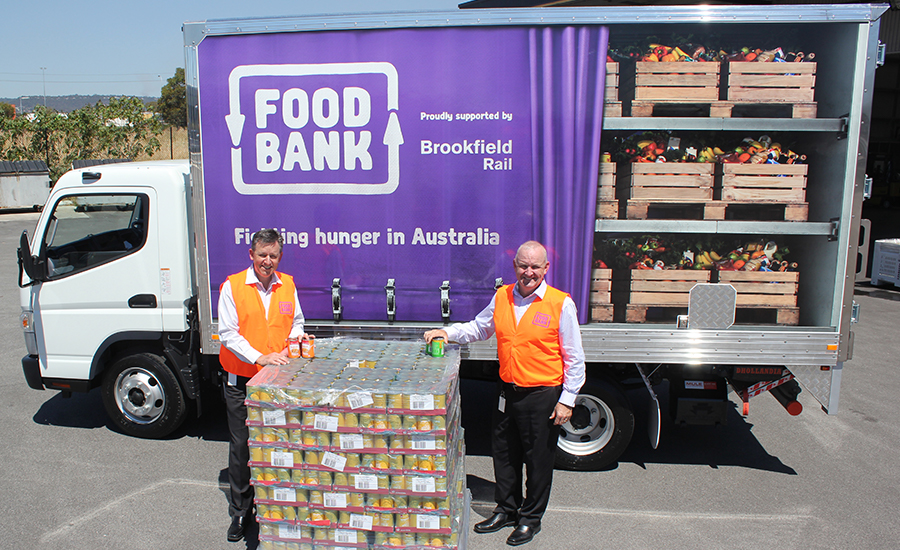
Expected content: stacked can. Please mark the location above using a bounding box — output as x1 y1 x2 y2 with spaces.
245 337 468 550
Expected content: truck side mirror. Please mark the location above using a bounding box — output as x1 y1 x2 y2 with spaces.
18 231 44 286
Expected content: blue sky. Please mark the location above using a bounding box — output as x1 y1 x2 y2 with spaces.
2 0 463 99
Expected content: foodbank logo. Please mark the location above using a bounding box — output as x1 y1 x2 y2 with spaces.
225 62 403 195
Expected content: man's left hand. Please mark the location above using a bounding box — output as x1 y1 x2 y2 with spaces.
550 402 573 426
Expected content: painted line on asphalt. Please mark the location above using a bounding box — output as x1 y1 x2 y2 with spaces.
40 478 221 542
547 505 815 522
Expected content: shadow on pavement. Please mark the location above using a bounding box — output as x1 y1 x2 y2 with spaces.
854 284 900 302
31 389 109 430
31 385 230 442
461 377 796 475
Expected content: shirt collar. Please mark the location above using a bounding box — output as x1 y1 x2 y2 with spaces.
513 280 547 301
245 266 281 291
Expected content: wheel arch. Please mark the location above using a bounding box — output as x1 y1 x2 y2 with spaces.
90 332 196 400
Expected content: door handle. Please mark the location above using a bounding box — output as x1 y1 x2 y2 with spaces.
128 294 158 308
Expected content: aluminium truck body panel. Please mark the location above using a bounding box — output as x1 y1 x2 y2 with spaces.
184 5 886 414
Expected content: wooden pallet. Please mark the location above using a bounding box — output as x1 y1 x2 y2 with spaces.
625 199 808 221
590 268 613 322
718 270 800 325
624 162 714 201
626 303 799 324
718 201 809 221
630 99 815 118
604 102 623 117
626 199 718 220
726 62 816 102
721 163 808 203
625 304 687 323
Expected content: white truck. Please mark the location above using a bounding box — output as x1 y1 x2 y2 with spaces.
18 4 887 469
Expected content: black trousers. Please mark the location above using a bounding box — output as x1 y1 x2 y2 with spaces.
224 374 253 518
491 382 562 527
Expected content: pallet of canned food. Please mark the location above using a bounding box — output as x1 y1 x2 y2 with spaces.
245 337 470 550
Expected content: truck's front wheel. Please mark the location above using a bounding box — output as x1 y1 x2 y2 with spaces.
101 353 187 438
555 378 634 470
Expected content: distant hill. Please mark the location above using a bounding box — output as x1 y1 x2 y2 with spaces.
0 95 158 114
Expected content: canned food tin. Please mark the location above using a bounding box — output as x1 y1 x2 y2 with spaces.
301 337 316 358
249 446 263 462
388 393 404 409
428 337 445 357
292 469 305 484
390 454 404 470
287 337 301 358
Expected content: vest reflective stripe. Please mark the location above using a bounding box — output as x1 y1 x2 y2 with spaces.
493 284 568 387
219 271 296 378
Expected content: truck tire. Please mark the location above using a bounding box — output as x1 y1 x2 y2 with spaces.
555 378 634 470
101 352 187 438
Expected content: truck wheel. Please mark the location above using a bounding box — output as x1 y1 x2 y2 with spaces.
101 353 187 438
555 378 634 470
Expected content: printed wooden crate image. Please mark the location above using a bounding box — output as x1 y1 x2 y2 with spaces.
624 163 714 200
726 62 816 118
590 268 613 322
596 163 617 219
634 61 720 101
717 270 799 325
604 62 622 117
721 163 807 202
720 163 808 221
625 269 711 322
726 62 816 102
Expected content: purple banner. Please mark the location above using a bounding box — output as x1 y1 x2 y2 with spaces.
198 25 606 323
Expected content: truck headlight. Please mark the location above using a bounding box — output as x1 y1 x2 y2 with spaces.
20 311 38 355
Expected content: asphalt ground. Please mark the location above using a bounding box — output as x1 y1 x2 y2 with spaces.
2 210 900 549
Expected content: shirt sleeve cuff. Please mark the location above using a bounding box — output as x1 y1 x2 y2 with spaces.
559 389 578 407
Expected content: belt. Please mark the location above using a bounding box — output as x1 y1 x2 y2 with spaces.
501 381 554 393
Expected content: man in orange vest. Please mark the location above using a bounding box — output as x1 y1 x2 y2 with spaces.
425 241 585 546
218 228 306 542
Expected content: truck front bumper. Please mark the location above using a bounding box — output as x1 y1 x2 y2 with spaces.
22 355 44 390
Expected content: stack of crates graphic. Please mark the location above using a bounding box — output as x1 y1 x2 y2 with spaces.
245 338 469 550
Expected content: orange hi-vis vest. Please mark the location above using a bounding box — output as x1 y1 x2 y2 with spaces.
493 284 568 387
219 270 296 378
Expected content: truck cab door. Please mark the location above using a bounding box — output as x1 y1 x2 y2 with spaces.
30 191 162 382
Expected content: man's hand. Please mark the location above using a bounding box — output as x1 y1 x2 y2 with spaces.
257 351 290 366
424 329 449 344
550 402 573 426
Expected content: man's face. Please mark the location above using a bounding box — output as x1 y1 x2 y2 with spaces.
514 247 549 297
250 241 282 284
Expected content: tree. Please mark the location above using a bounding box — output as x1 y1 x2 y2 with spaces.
0 103 14 119
158 67 187 127
0 98 164 182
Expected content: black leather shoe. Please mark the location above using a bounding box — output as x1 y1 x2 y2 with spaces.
226 515 247 542
507 524 541 546
474 512 517 533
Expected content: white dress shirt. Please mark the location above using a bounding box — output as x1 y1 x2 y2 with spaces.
218 267 305 371
443 281 586 407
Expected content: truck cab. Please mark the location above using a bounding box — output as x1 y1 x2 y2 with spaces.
19 160 198 437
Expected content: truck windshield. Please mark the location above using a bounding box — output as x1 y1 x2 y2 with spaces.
42 194 148 278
